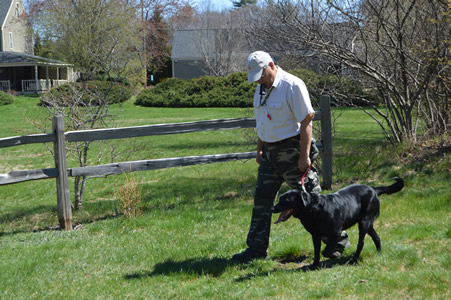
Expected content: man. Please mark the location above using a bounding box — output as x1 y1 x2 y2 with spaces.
232 51 349 262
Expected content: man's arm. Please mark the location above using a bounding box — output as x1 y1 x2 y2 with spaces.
299 113 314 172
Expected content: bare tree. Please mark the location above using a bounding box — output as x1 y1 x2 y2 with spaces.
27 0 142 209
252 0 449 142
39 84 118 209
193 8 253 77
27 0 142 81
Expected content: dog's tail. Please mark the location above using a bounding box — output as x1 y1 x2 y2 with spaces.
373 177 404 196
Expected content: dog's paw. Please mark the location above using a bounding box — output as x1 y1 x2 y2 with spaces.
302 263 320 271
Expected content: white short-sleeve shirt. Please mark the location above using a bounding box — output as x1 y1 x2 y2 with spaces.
253 67 315 143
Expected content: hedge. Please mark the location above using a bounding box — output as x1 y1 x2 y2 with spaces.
135 72 255 108
135 70 380 108
0 91 14 105
40 80 132 106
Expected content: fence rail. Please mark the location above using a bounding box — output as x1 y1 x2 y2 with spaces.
0 95 333 230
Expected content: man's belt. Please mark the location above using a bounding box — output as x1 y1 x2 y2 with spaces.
264 134 300 146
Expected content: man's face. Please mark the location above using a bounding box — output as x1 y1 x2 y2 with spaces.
256 63 276 87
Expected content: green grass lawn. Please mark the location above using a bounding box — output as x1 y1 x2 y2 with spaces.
0 96 449 299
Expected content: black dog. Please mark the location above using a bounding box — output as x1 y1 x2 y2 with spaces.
271 177 404 268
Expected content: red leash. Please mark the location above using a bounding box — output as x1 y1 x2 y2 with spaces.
300 165 311 187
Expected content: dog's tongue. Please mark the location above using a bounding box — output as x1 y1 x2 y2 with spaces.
274 209 294 224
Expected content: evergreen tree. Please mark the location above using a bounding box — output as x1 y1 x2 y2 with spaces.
145 7 172 83
232 0 257 8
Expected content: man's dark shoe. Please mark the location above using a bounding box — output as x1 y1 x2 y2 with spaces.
232 248 267 262
323 235 351 259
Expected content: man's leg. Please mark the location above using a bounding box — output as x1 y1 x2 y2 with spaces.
322 232 351 258
246 165 283 251
233 146 283 261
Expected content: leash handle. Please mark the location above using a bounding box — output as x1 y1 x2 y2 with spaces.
301 165 311 187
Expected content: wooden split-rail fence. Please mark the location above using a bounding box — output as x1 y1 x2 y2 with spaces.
0 95 333 230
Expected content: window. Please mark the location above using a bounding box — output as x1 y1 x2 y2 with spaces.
9 32 13 49
15 4 20 17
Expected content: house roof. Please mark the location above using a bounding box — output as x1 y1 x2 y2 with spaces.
0 0 13 29
0 51 73 67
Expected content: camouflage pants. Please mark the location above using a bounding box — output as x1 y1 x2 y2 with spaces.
246 135 321 251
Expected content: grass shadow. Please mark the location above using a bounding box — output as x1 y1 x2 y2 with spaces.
124 257 241 279
0 204 56 225
234 254 356 282
124 253 358 282
0 204 57 236
0 199 122 236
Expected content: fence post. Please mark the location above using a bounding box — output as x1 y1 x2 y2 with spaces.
320 95 333 190
52 115 72 230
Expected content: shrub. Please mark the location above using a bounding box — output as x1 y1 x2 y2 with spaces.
135 69 380 108
40 80 132 106
90 73 131 86
115 174 143 218
0 91 14 105
135 72 255 108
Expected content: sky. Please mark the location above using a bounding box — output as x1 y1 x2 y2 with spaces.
191 0 235 11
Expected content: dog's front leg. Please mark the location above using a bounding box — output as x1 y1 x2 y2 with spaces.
311 236 322 269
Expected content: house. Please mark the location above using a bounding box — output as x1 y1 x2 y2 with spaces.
0 0 75 93
171 29 250 79
171 24 350 80
171 30 212 79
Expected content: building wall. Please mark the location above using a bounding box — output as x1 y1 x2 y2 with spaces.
1 0 32 54
172 59 209 80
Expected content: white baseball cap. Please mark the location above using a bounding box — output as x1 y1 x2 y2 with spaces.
245 51 273 82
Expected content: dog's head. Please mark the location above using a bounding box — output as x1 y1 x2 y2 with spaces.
271 189 309 224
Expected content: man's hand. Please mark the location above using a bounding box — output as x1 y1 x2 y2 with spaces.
298 156 311 172
256 138 263 164
256 150 262 164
